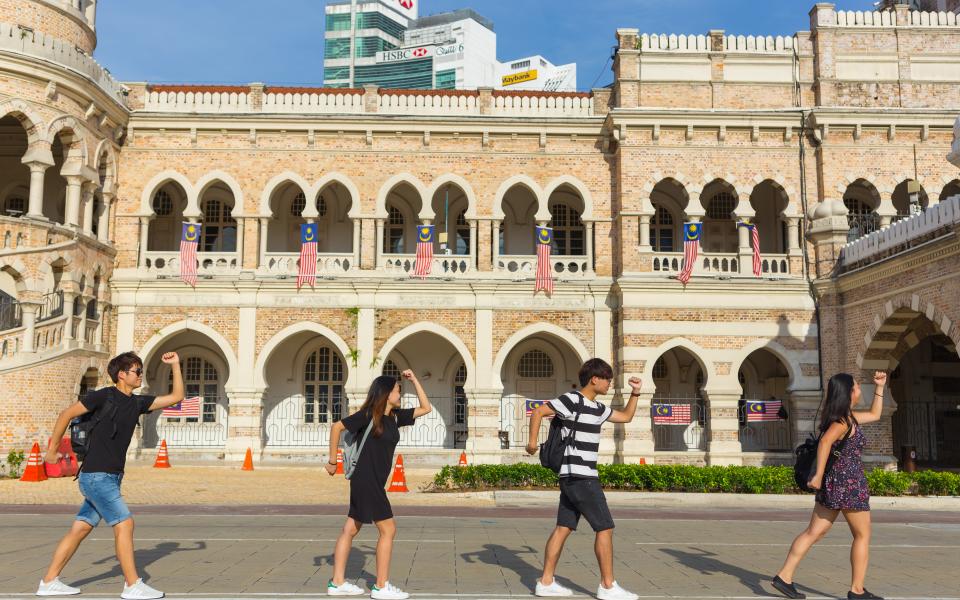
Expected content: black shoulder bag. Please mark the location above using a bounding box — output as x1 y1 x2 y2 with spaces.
71 391 120 476
539 393 583 474
794 421 853 493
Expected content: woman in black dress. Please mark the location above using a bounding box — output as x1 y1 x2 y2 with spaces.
325 370 431 600
772 371 887 600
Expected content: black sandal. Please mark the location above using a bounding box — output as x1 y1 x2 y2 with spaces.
771 576 806 599
848 590 883 600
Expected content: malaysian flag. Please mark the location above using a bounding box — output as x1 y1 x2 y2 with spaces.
179 222 200 287
162 396 201 418
746 400 784 422
535 226 554 295
750 223 762 277
677 223 701 285
652 404 692 425
297 222 318 289
413 224 434 279
525 400 546 416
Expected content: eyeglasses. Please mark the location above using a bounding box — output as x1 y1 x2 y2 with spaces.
126 368 143 376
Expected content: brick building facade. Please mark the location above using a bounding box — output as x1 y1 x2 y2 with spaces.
1 0 958 468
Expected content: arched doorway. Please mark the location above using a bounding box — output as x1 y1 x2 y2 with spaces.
650 348 708 453
737 349 792 453
499 334 583 449
382 331 469 449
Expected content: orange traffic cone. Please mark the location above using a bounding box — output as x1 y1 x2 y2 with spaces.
241 448 254 471
153 439 171 469
387 454 409 493
19 442 47 482
335 448 344 475
639 457 646 465
458 451 467 467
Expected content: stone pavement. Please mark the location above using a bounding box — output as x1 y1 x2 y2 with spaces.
0 505 958 599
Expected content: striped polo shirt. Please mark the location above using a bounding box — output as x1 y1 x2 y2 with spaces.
547 391 612 479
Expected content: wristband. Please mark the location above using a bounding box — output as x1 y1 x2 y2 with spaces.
327 460 337 466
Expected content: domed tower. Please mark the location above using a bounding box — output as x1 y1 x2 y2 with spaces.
0 0 126 462
0 0 98 54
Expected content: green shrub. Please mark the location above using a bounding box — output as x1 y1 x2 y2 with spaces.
5 450 24 479
431 464 960 496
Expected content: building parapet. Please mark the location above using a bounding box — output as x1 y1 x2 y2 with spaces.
829 9 959 27
840 195 960 270
638 33 795 53
0 21 126 105
136 84 598 118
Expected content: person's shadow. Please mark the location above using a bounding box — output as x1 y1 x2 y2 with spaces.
71 541 206 587
659 547 833 598
314 545 378 588
460 543 592 596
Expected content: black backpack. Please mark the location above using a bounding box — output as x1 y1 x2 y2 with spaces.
71 391 120 464
794 422 852 492
539 393 582 473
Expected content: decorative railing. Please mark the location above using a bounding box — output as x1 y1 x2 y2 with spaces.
378 90 480 115
0 22 127 105
495 255 592 279
841 195 960 268
83 319 97 344
651 251 794 277
37 290 64 322
261 252 356 277
144 88 250 113
381 254 473 278
652 398 708 452
738 400 792 452
490 91 593 117
263 89 364 114
0 327 22 358
143 251 239 276
33 316 64 351
142 398 228 449
760 254 791 275
499 394 551 449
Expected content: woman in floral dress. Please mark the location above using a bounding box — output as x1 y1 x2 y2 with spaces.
771 371 887 600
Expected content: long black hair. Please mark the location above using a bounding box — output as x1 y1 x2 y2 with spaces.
819 373 857 433
357 375 399 438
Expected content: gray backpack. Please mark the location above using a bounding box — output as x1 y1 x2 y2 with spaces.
341 418 374 480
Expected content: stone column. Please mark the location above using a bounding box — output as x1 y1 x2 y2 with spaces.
25 162 51 220
138 217 151 267
737 222 752 274
93 303 106 351
469 220 478 270
97 193 114 243
225 390 264 461
20 302 39 353
258 218 269 269
491 219 502 270
787 217 801 256
584 221 595 272
352 219 362 268
618 390 656 463
81 185 97 237
638 214 652 251
233 216 245 262
788 389 822 446
77 295 91 345
62 292 77 342
64 175 84 229
703 389 743 466
465 388 507 463
374 218 385 268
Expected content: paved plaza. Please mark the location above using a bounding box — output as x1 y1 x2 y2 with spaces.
1 503 958 600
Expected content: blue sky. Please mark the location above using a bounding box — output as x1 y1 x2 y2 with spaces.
96 0 877 91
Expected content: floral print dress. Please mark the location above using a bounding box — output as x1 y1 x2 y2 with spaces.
816 425 870 511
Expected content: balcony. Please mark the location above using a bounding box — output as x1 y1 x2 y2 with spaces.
651 252 795 278
494 255 593 280
381 254 473 279
260 252 357 278
143 251 239 278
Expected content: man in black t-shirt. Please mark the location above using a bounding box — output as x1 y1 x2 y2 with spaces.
36 351 185 599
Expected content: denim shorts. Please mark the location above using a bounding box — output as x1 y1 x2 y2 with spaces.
557 477 615 532
76 472 131 527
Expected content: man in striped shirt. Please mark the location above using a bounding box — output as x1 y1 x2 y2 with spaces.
526 358 643 600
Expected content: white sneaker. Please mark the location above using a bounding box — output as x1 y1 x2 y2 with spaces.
36 577 81 596
370 582 409 600
328 580 365 596
121 578 164 600
536 578 574 597
597 581 638 600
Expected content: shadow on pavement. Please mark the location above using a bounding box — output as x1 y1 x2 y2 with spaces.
70 541 206 587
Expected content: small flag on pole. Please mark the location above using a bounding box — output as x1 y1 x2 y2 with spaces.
750 223 762 277
525 400 545 416
677 223 701 285
652 404 692 425
162 396 201 418
535 226 554 295
297 222 318 289
179 222 200 287
413 224 434 279
746 400 784 422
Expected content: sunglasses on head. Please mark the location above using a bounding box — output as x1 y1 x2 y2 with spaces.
126 368 143 376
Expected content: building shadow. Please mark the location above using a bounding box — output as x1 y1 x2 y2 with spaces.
314 544 378 588
659 547 833 598
460 543 592 596
71 541 206 587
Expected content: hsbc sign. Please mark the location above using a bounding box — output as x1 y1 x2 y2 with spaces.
376 44 464 64
392 0 417 19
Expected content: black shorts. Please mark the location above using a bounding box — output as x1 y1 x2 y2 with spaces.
557 477 615 532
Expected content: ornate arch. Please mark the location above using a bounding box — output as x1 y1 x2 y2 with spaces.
258 171 312 217
195 170 245 217
491 323 591 389
139 170 194 216
642 337 715 390
493 175 543 221
316 172 362 219
732 338 801 392
543 175 595 221
139 321 239 391
375 322 475 389
858 294 959 370
426 173 478 220
0 99 46 147
375 173 429 219
254 322 355 390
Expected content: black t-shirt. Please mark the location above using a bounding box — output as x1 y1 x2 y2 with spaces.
80 387 155 474
341 407 416 487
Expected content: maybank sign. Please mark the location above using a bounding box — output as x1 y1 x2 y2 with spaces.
501 69 538 86
376 44 464 64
